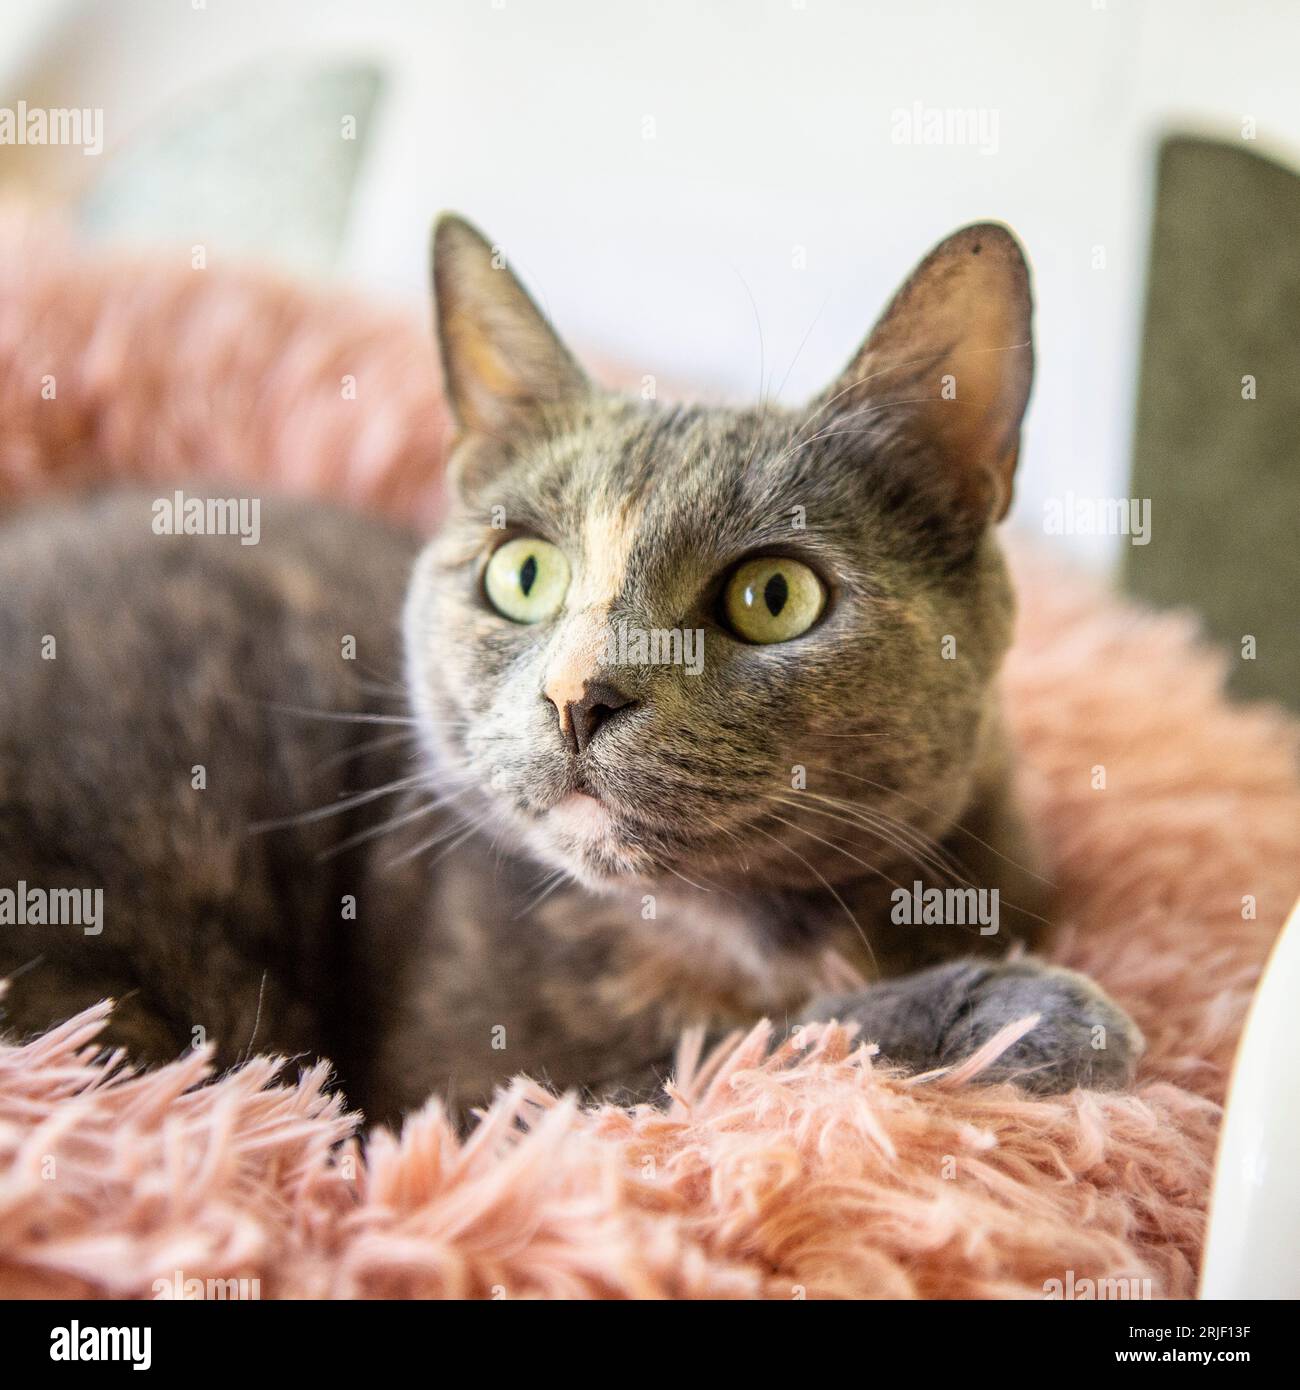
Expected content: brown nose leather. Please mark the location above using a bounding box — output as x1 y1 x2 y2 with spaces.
549 679 638 755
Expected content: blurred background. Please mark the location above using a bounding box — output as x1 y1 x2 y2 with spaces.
1 0 1297 699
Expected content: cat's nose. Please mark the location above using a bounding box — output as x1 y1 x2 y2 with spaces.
547 678 639 756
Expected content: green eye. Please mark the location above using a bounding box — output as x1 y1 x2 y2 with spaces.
485 537 570 623
723 556 826 644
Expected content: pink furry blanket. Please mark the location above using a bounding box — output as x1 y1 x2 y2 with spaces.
2 214 1298 1299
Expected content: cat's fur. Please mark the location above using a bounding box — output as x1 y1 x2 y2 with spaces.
0 218 1142 1122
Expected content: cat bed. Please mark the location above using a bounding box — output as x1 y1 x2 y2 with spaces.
2 212 1298 1299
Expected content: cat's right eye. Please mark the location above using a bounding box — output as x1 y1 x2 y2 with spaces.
484 537 571 623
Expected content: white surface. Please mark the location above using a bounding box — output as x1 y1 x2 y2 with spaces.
1201 896 1300 1299
4 0 1300 567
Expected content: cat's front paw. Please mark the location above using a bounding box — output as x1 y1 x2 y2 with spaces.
798 958 1144 1094
938 958 1144 1093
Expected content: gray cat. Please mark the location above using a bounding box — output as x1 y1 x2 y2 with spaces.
0 216 1142 1123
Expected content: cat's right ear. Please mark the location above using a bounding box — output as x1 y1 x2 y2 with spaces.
812 223 1033 525
432 214 590 444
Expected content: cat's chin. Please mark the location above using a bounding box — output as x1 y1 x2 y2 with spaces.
547 791 613 840
530 791 655 888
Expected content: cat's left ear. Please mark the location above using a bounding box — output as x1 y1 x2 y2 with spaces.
814 223 1033 523
432 214 591 442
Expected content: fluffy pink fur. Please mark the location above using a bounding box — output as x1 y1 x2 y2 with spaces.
1 211 1297 1300
0 208 452 528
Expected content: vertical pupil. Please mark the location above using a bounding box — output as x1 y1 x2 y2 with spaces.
519 554 538 596
763 571 788 617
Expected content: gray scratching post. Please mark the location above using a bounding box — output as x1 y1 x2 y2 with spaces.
1125 135 1300 711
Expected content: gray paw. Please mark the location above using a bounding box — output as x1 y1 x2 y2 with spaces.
798 958 1144 1094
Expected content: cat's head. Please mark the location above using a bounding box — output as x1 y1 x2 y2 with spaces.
405 215 1033 896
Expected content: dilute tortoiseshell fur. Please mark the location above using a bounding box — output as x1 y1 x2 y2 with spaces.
0 218 1141 1123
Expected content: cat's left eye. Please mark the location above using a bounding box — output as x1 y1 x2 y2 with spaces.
485 537 571 623
722 556 827 644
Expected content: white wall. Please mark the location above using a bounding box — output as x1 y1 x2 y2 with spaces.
5 0 1299 565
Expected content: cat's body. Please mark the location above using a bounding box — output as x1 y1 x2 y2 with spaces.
0 219 1142 1121
0 493 419 1096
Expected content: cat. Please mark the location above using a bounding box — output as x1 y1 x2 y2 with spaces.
0 215 1142 1123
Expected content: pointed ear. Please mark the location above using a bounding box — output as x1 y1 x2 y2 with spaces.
814 223 1033 523
432 214 590 441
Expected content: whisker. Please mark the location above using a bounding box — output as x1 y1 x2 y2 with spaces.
773 294 829 402
349 671 411 699
248 772 430 833
316 785 474 861
747 819 878 975
799 761 1055 889
775 795 1046 936
384 804 492 869
660 862 716 895
699 812 752 872
257 700 418 728
783 792 972 890
802 730 891 740
422 814 497 869
238 971 268 1067
512 867 570 920
766 806 908 896
311 729 420 775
